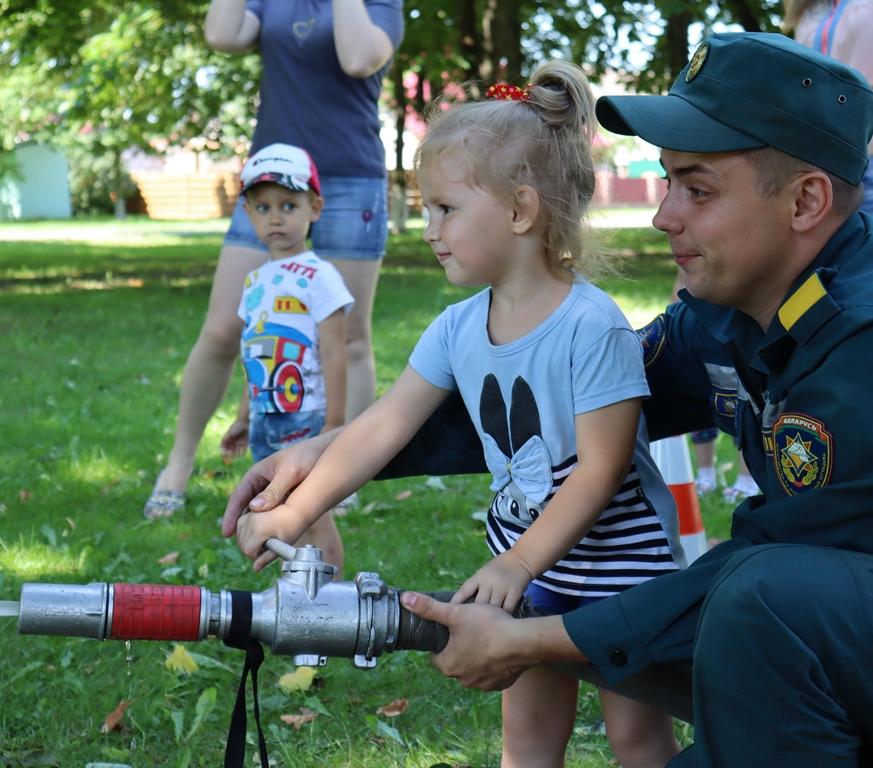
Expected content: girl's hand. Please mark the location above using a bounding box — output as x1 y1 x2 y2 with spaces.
222 430 339 538
220 419 249 461
235 508 307 572
452 551 533 613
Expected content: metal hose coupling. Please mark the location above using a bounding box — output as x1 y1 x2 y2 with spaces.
17 541 450 669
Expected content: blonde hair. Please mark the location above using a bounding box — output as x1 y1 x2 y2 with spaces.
415 60 602 278
782 0 827 33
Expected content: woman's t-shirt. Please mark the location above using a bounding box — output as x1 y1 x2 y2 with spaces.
247 0 404 176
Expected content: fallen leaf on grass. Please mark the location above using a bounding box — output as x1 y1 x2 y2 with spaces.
278 666 318 693
165 644 198 675
157 551 180 565
394 490 413 501
100 699 130 733
376 698 408 717
280 707 319 730
424 476 448 491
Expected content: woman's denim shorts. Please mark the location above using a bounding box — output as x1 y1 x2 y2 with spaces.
249 409 325 463
225 174 388 261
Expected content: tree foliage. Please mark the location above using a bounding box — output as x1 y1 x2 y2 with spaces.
0 0 785 211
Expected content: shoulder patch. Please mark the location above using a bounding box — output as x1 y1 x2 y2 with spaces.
772 413 832 495
636 314 667 369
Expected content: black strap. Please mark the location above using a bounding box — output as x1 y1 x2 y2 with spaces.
223 591 269 768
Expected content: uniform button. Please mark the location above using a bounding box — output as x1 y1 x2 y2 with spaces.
610 649 628 667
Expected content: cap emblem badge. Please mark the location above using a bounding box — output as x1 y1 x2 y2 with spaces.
686 43 710 82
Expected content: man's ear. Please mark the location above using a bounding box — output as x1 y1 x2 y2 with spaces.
309 195 325 222
791 171 833 233
511 185 540 235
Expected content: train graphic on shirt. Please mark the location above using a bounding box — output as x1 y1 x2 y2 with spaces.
241 319 313 413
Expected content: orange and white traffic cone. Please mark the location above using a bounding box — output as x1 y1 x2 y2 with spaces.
650 435 708 564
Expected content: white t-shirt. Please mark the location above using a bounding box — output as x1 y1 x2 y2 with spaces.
238 250 353 414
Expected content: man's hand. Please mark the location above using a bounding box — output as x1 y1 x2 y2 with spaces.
400 592 534 690
452 551 533 612
401 592 587 691
221 430 338 538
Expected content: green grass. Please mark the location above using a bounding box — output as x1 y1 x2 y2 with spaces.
0 215 738 767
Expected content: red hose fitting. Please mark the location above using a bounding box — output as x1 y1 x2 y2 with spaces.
110 584 203 640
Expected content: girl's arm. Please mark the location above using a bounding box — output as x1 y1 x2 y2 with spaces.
331 0 396 77
454 398 644 611
236 366 450 569
204 0 260 53
317 310 347 433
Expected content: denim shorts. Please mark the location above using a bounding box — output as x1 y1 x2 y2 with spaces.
690 427 719 445
225 174 388 261
862 161 873 216
249 409 325 463
524 582 603 615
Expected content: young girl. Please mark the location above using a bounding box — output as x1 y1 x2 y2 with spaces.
233 61 684 768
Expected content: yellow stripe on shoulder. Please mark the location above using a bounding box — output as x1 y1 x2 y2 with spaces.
778 273 827 331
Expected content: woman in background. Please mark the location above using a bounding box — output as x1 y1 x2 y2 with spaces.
143 1 404 537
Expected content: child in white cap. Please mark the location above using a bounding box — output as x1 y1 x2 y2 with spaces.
221 143 353 571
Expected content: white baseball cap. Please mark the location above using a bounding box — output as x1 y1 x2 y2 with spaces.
240 143 321 195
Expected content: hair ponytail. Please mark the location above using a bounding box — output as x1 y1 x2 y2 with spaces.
416 59 604 278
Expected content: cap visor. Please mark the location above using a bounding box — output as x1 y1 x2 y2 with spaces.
241 172 309 195
596 94 765 153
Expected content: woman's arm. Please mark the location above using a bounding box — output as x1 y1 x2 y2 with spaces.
331 0 396 77
317 310 347 433
204 0 260 53
454 398 643 610
235 366 450 569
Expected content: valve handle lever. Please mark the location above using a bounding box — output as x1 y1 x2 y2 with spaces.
265 538 297 562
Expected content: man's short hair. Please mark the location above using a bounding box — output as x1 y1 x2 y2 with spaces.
750 147 864 216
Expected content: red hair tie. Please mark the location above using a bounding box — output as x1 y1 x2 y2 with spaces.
486 83 531 102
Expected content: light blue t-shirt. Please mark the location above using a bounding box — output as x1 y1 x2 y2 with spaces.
246 0 404 177
410 282 685 597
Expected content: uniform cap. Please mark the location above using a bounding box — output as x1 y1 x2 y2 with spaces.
596 32 873 185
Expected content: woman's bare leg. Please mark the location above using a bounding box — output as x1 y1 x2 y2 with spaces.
149 243 267 499
329 258 381 420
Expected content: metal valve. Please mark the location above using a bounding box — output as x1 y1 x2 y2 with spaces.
16 538 450 667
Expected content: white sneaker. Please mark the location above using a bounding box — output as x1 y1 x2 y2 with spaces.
722 477 759 503
694 475 718 496
332 492 359 516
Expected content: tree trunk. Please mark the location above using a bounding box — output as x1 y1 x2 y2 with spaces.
390 59 407 234
458 0 482 88
480 0 523 83
662 9 693 84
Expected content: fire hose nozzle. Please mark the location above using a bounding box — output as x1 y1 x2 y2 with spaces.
17 544 450 665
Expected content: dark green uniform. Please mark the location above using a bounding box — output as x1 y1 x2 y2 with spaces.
565 212 873 765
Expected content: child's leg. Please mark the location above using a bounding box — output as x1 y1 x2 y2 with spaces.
501 666 578 768
293 511 344 578
599 688 680 768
